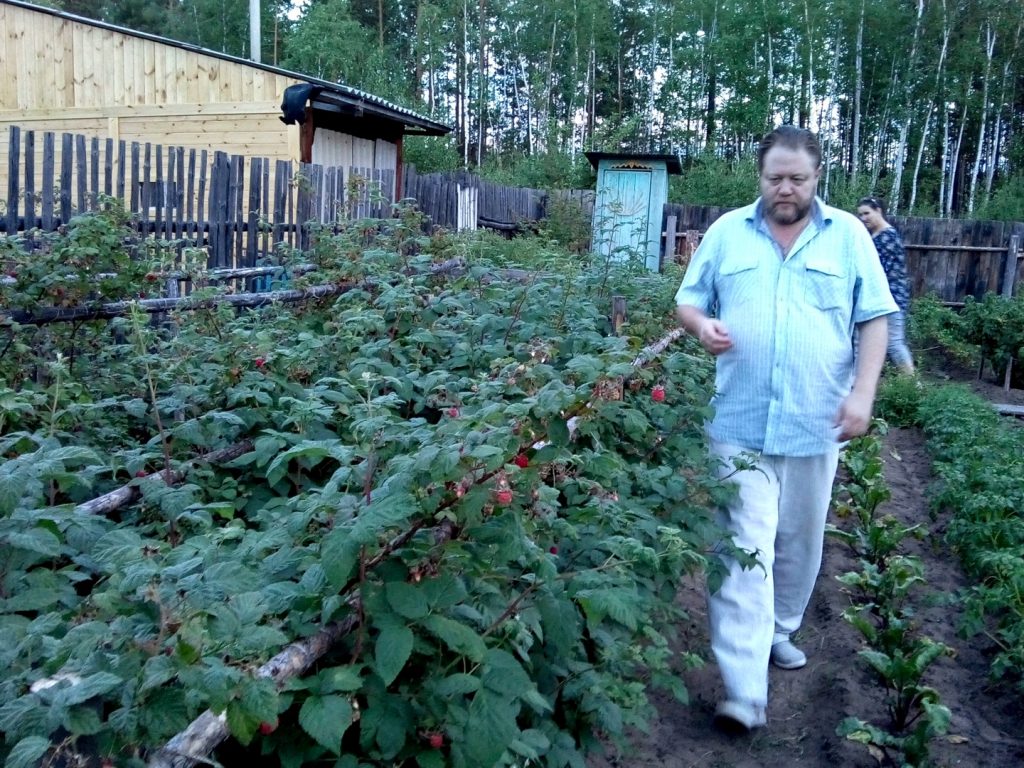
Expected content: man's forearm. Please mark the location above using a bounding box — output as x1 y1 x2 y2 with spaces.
677 304 708 337
852 314 889 399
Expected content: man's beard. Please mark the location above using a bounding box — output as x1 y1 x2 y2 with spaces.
768 200 811 225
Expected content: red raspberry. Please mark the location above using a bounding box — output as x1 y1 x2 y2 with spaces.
549 546 558 555
254 357 266 368
259 719 277 735
651 386 666 402
428 732 444 749
513 454 529 468
495 489 513 505
446 407 460 418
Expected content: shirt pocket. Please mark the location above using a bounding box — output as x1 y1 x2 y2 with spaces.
804 258 847 311
717 252 760 303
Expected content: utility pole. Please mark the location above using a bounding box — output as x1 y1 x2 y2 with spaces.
249 0 261 63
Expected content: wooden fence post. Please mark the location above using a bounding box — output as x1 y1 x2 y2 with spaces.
6 126 19 236
663 214 678 272
611 296 627 335
1001 234 1020 392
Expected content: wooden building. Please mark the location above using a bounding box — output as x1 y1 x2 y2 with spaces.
0 0 449 204
586 152 682 271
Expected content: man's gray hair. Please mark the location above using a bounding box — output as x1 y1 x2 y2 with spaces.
757 126 822 171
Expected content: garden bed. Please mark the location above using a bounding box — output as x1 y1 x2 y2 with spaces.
590 368 1024 768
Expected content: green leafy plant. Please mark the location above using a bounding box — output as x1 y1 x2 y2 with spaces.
874 374 926 428
907 295 975 371
829 428 924 566
959 293 1024 385
830 429 952 768
918 386 1024 691
0 207 731 767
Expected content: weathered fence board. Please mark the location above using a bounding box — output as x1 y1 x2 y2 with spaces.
1 127 406 270
4 126 1021 304
663 202 1024 303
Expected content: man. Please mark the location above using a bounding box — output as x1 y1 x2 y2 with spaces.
675 125 897 733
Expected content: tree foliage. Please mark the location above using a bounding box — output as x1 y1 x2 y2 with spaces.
53 0 1024 217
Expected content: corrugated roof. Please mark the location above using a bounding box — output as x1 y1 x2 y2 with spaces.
1 0 451 136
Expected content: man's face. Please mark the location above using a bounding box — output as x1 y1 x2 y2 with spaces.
759 146 821 226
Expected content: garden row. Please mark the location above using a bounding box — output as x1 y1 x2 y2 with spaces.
828 427 951 767
893 294 1024 691
916 386 1024 689
0 207 731 767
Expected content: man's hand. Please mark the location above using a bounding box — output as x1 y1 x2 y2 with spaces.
697 318 734 355
834 390 873 441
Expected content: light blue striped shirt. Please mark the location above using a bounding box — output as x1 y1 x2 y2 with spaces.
675 197 898 457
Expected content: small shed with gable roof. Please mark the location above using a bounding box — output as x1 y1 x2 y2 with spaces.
586 152 682 271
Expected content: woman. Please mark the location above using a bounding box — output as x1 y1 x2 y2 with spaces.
856 196 915 374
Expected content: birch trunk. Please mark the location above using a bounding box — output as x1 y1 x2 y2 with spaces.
908 110 932 215
476 0 486 166
946 85 970 216
546 17 559 152
909 0 949 214
940 104 950 216
967 23 997 214
869 56 897 192
802 0 814 130
985 17 1021 200
851 0 864 183
887 0 925 213
763 0 774 129
889 116 912 215
462 0 469 165
648 1 659 150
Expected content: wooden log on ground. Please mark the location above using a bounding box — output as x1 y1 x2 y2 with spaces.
147 614 361 768
2 283 346 326
73 441 254 517
993 403 1024 417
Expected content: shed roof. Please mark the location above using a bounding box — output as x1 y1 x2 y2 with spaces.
584 152 683 174
1 0 451 136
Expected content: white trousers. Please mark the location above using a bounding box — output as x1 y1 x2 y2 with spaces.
707 437 841 707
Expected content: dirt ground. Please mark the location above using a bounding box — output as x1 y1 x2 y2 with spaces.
590 364 1024 768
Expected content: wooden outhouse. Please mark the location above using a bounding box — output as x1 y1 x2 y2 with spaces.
586 152 682 271
0 0 449 204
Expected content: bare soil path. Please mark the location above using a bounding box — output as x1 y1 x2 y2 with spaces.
591 370 1024 768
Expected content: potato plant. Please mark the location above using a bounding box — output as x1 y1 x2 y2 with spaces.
919 386 1024 689
0 210 731 768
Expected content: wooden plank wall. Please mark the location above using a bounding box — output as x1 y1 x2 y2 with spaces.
663 202 1024 302
1 126 397 269
0 2 301 161
401 166 551 233
0 2 296 110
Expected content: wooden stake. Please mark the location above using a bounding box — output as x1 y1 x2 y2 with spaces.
611 295 626 335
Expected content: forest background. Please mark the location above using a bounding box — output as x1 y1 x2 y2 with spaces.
43 0 1024 221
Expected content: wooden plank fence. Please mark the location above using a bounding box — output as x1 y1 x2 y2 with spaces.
663 202 1024 304
9 125 1020 305
400 166 553 233
1 126 395 269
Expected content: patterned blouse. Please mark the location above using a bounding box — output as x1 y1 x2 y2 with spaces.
872 228 911 312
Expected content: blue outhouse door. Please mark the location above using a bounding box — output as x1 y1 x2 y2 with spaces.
594 168 653 264
586 152 682 271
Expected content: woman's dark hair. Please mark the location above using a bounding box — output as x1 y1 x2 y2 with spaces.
858 196 887 216
756 125 822 171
